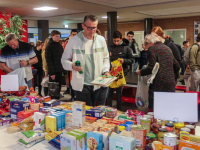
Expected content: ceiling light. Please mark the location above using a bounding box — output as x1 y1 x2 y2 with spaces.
33 6 58 11
102 16 119 19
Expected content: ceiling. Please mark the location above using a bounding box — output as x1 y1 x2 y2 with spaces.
1 0 200 24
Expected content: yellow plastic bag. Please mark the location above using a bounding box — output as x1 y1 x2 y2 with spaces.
109 59 126 88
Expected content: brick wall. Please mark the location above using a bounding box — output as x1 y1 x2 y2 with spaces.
98 16 200 45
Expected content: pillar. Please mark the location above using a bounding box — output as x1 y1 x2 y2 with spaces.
38 20 49 42
107 12 117 46
144 18 153 36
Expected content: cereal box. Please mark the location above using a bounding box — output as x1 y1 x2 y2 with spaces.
86 132 103 150
46 116 57 133
66 113 73 127
61 133 76 150
178 140 200 150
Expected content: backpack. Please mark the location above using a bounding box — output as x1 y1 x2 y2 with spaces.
167 42 182 62
184 43 200 65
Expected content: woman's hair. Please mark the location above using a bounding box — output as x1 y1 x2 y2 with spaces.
36 40 43 47
151 26 169 39
42 37 49 52
144 34 160 46
96 29 101 35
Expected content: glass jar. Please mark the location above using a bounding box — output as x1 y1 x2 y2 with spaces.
146 133 156 143
158 128 168 140
185 125 195 135
174 123 185 136
165 123 175 133
140 117 151 133
165 127 173 133
153 124 161 134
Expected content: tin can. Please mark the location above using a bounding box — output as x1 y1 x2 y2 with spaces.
164 133 177 146
131 125 146 150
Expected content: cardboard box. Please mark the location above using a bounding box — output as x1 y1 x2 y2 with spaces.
43 99 60 107
67 131 86 150
109 134 136 150
46 116 57 133
178 140 200 150
33 112 45 131
10 101 29 120
190 135 200 143
86 109 103 119
94 131 109 150
66 113 73 127
51 113 62 131
61 134 76 150
86 132 103 150
30 103 40 111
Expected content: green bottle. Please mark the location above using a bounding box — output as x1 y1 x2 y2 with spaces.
75 60 83 74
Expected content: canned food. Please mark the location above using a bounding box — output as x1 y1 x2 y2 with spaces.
164 133 177 146
140 117 151 133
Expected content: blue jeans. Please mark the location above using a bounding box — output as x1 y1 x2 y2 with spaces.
27 79 32 90
96 87 108 106
133 62 138 72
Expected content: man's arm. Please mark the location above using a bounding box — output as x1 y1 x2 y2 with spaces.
0 63 13 73
61 39 74 71
102 40 110 73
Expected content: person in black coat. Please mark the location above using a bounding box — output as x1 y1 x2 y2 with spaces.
139 44 149 70
151 26 181 80
45 30 64 98
33 40 43 96
107 31 134 110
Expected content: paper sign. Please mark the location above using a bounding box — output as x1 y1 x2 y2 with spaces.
154 92 198 122
1 75 19 91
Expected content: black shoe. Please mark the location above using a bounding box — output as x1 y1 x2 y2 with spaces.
63 89 70 95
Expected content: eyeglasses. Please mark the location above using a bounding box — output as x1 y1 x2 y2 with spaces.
84 24 97 31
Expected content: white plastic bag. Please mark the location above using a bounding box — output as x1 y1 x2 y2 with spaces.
136 75 149 108
41 77 49 87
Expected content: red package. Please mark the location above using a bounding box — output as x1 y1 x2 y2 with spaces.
17 111 32 119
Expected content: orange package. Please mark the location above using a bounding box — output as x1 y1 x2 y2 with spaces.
178 140 200 150
11 121 20 127
85 116 97 123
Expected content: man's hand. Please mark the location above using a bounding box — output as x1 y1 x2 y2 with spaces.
104 72 111 77
19 60 28 67
137 70 141 76
72 62 83 72
118 58 124 64
51 75 55 80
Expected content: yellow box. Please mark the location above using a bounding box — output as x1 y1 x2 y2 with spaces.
46 116 57 133
190 135 200 143
180 131 190 141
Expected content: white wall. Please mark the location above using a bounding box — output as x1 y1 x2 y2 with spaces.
27 20 77 29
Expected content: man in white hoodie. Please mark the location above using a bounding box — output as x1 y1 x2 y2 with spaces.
61 15 110 106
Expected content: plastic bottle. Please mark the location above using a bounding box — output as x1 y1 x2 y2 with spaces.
75 61 83 74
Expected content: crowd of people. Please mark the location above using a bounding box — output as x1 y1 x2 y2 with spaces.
0 14 199 112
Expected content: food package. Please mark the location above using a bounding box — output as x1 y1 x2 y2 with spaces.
85 116 97 123
190 134 200 143
119 130 133 137
61 102 73 110
127 109 144 123
45 131 63 141
27 96 35 103
18 130 47 143
72 101 86 128
180 131 190 141
33 112 45 131
101 117 113 123
56 111 68 129
46 116 57 133
94 131 109 150
10 101 29 120
109 134 136 150
0 117 12 126
7 126 21 133
48 134 62 150
21 115 34 123
30 103 40 111
17 138 44 148
71 130 87 150
43 99 60 107
17 109 32 119
86 132 103 150
21 97 30 102
79 126 94 132
51 113 62 131
96 119 108 124
105 107 117 118
61 133 77 150
11 121 21 127
65 126 80 133
19 122 34 131
66 113 73 127
86 109 103 119
39 96 51 103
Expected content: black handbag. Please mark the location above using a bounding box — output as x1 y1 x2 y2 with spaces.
48 82 60 99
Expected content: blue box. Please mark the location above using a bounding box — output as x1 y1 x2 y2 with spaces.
86 109 103 119
43 99 60 107
10 100 29 120
51 113 62 131
21 97 30 102
86 132 103 150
